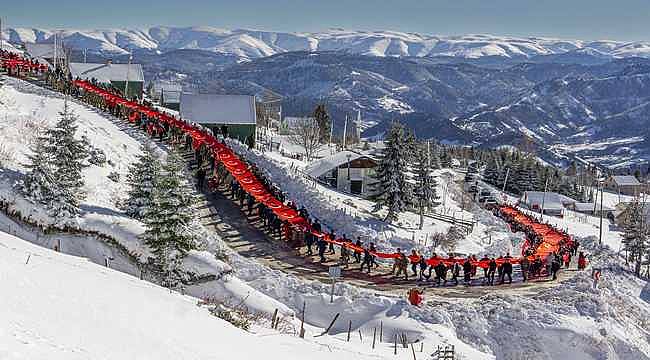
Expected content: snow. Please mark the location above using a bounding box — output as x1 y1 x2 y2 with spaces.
2 75 650 359
9 26 650 60
0 229 394 360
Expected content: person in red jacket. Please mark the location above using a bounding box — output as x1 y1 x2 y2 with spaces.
578 252 587 270
408 288 423 306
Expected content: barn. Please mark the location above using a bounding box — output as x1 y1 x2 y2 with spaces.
69 61 145 99
180 93 257 144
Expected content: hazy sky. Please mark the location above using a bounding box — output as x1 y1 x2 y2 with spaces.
3 0 650 41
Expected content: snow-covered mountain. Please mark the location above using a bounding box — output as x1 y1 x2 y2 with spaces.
4 26 650 59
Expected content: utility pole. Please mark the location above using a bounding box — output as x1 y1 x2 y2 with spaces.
329 117 334 154
342 114 348 150
0 17 4 52
502 168 510 193
540 178 549 222
124 53 132 99
599 184 604 245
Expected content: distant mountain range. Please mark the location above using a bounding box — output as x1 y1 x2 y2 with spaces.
4 26 650 169
4 26 650 60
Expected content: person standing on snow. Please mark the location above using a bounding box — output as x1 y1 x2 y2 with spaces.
462 258 473 286
520 256 530 282
487 258 497 285
360 246 373 274
551 254 561 281
578 252 587 270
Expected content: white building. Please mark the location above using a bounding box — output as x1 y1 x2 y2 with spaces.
520 191 577 216
304 150 378 197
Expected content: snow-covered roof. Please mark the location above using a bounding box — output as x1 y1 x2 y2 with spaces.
574 202 615 212
304 150 377 179
283 116 315 128
610 175 641 186
180 93 256 125
520 191 574 210
69 62 145 83
25 43 64 60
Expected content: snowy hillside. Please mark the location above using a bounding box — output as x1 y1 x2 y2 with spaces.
4 26 650 59
0 229 393 360
2 74 650 359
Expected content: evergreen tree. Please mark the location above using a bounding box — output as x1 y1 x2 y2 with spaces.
371 122 409 223
140 151 197 281
124 144 160 219
312 104 330 143
23 100 88 219
621 198 649 276
22 135 57 206
414 143 439 229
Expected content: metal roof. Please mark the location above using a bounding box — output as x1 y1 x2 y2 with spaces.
69 62 145 83
304 150 377 179
180 93 256 125
611 175 641 186
574 202 614 212
520 191 574 211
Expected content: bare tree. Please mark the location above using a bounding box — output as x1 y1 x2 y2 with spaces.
287 117 323 162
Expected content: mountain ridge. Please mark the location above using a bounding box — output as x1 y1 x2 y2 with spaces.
4 26 650 60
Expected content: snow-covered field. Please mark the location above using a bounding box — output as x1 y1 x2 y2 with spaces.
1 76 650 359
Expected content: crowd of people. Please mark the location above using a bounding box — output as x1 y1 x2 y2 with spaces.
1 49 590 291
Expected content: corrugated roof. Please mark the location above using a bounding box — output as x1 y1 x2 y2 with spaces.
574 202 614 212
611 175 641 186
520 191 573 211
69 62 145 83
304 151 377 179
180 93 256 125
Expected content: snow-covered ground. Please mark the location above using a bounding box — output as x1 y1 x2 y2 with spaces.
243 138 519 258
2 76 650 359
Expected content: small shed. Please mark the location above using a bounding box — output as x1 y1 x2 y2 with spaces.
69 61 145 99
304 150 378 197
150 82 182 111
604 175 642 196
573 202 615 217
520 191 576 216
180 93 257 143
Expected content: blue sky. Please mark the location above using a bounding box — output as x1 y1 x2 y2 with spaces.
3 0 650 41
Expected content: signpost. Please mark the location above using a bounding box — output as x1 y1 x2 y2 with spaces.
328 265 341 303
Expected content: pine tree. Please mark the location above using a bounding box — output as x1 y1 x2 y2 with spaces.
414 143 439 229
621 198 649 276
312 104 330 143
371 122 409 223
140 151 197 281
22 135 57 205
22 100 88 219
46 100 89 218
125 144 160 219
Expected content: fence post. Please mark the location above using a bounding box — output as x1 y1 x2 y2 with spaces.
394 334 397 355
347 320 352 342
272 308 278 329
411 343 417 360
299 302 306 338
372 327 377 349
380 321 383 342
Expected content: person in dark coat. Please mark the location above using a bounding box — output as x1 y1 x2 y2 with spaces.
501 259 513 284
462 259 473 286
354 237 363 263
487 258 497 285
360 247 373 273
551 254 562 281
196 167 206 191
317 235 328 263
520 256 530 282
